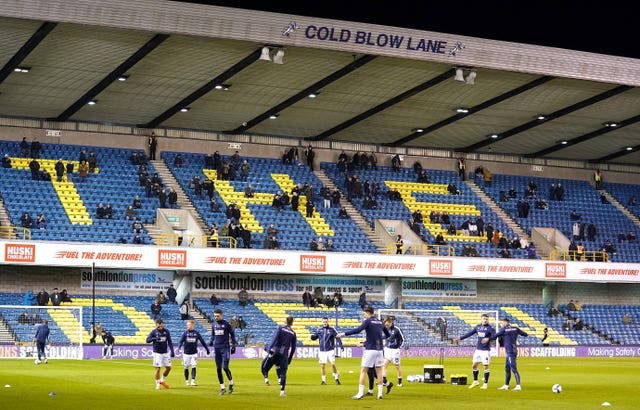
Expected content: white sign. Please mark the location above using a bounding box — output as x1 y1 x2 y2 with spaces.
2 240 639 284
401 278 477 297
192 272 385 295
80 268 174 290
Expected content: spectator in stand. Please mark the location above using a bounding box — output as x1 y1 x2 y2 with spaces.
125 205 136 220
572 318 584 331
602 240 616 256
570 209 581 221
623 313 633 325
88 151 97 173
526 243 537 259
150 300 162 320
302 289 312 308
157 291 167 304
547 305 560 317
50 288 61 306
21 212 34 229
78 160 89 182
133 233 142 244
628 231 637 242
574 300 583 311
594 169 603 190
133 195 142 209
180 300 190 320
209 293 219 306
167 284 177 304
104 203 114 219
36 213 47 229
562 318 572 331
168 188 178 209
20 137 30 157
148 132 157 160
358 291 367 310
173 154 183 168
30 138 41 159
132 217 143 233
629 196 637 206
310 238 318 251
2 154 11 168
434 233 446 246
54 159 65 182
567 300 577 311
229 315 239 329
237 315 247 330
60 289 72 302
238 288 250 307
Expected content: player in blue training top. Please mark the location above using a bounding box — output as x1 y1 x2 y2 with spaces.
262 315 297 397
33 319 50 364
310 316 342 385
178 319 210 386
490 317 528 391
338 306 390 400
382 316 405 391
455 313 495 389
145 318 175 390
209 308 237 395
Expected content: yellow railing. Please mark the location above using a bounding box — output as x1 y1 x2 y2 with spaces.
385 242 454 256
156 233 236 248
549 249 609 262
0 226 31 240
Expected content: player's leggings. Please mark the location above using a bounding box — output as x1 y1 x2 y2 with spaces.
262 354 288 390
36 342 47 361
215 348 233 383
504 355 521 385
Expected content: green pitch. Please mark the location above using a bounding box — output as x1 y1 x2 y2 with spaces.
0 357 638 409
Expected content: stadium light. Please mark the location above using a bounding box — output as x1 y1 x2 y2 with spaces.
259 46 272 62
454 67 476 84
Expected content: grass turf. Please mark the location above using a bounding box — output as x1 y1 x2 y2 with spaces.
0 356 638 409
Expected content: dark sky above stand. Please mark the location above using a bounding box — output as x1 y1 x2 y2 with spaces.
174 0 638 59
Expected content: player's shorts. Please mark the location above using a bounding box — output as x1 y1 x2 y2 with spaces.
361 349 384 368
472 349 490 365
152 352 171 368
384 347 401 365
318 350 336 365
182 353 197 368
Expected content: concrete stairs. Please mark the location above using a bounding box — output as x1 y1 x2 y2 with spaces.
313 170 388 253
0 194 17 239
600 190 640 228
0 316 17 343
146 159 210 242
464 179 546 258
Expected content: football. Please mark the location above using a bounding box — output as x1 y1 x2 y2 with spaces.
552 384 562 393
34 359 41 365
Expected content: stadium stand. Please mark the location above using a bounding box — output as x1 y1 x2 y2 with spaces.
473 173 640 262
320 161 528 258
0 140 154 244
162 151 378 253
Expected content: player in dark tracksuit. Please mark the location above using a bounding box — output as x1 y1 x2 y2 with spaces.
262 316 297 396
491 318 528 391
101 329 115 359
33 320 50 364
178 320 209 386
209 309 237 395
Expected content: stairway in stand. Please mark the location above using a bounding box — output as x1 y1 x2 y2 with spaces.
146 159 210 242
313 170 388 252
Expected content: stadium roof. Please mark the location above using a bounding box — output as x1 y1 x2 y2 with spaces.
0 0 639 165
